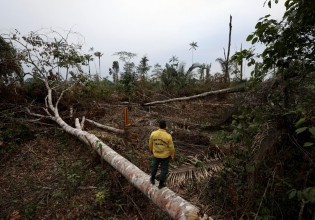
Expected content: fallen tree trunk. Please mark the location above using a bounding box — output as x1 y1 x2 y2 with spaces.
27 83 206 219
55 116 203 219
143 86 245 106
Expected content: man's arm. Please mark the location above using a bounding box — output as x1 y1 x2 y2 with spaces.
149 133 153 154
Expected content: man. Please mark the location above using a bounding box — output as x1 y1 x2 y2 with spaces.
149 120 175 189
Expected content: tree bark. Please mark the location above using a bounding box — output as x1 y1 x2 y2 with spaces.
225 15 232 84
55 116 202 219
143 86 244 106
240 44 243 81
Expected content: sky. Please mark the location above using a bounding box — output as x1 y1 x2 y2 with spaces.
1 0 286 79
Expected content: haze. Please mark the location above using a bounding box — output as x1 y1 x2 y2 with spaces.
1 0 285 78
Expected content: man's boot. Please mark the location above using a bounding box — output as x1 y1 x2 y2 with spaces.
158 180 166 189
150 176 155 185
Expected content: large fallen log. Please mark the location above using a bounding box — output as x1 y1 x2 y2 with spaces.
28 88 207 218
26 81 208 219
56 116 205 219
143 86 245 106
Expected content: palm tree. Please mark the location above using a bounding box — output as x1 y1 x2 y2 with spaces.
85 54 93 74
137 55 151 81
189 41 198 64
169 55 179 68
216 56 232 82
112 61 119 83
187 63 211 81
94 51 103 79
151 63 163 82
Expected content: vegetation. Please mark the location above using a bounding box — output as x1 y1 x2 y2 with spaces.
0 36 23 84
0 0 314 219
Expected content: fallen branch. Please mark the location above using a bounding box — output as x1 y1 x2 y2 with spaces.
86 118 125 134
143 86 245 106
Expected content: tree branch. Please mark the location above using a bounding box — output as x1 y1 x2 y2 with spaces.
143 86 245 106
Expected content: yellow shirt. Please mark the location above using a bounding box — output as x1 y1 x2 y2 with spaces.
149 129 175 159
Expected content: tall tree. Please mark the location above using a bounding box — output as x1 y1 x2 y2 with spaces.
187 63 211 82
111 61 119 84
151 63 163 82
189 41 198 64
169 55 179 68
84 54 93 74
113 51 137 98
94 51 103 79
113 51 136 64
216 51 233 79
225 15 232 83
137 55 151 82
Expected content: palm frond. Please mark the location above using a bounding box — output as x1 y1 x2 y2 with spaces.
167 160 222 187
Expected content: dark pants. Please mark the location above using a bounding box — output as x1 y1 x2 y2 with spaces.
150 156 170 182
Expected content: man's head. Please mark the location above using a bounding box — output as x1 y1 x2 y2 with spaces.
159 120 166 129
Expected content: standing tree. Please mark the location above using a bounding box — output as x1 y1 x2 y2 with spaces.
169 55 179 68
113 51 137 98
187 63 211 82
94 51 103 79
216 52 233 80
137 55 151 82
225 15 232 84
84 54 93 74
160 63 177 93
113 51 136 64
111 60 119 84
151 63 163 82
189 41 198 64
161 61 193 94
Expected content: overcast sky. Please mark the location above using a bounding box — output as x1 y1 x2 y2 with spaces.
1 0 285 79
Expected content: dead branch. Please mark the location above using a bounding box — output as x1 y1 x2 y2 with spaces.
86 118 125 134
143 86 244 106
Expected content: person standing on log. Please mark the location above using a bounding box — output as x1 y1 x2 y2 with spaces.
149 120 175 189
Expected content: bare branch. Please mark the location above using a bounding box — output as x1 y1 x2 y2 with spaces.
86 119 125 134
26 108 54 120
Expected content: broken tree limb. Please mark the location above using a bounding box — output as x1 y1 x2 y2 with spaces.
86 118 125 134
143 86 245 106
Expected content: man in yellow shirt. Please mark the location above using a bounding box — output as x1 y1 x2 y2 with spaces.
149 120 175 189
